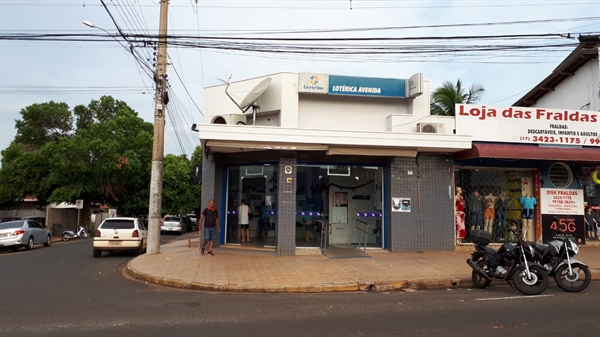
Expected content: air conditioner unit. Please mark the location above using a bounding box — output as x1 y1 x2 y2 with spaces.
210 114 247 125
417 123 445 134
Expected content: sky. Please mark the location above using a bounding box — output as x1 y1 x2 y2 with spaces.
1 0 599 159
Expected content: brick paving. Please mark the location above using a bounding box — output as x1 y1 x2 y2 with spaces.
127 239 600 292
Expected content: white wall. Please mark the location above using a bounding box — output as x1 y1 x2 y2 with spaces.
205 72 440 133
533 58 600 111
298 94 410 132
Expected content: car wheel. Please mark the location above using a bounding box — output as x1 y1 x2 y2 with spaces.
25 236 34 250
133 242 143 256
93 249 102 258
44 235 51 247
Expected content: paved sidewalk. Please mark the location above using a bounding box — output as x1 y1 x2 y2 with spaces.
126 239 600 293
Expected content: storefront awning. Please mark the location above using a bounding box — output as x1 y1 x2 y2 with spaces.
455 143 600 162
197 124 473 155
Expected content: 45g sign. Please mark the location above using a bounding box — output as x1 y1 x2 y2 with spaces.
542 214 586 244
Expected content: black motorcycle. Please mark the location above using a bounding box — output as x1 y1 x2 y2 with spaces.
466 227 549 295
531 236 591 292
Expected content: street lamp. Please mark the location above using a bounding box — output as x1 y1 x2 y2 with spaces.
82 20 129 50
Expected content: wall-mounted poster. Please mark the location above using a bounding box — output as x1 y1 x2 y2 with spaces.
392 197 411 212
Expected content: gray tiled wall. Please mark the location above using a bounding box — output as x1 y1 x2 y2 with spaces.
388 154 455 252
200 153 216 244
277 152 297 256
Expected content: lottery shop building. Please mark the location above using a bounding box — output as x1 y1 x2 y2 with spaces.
197 72 472 256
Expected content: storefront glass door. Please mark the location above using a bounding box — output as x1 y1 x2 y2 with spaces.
225 164 278 248
296 164 384 249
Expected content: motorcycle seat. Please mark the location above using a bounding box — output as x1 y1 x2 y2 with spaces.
532 243 548 254
481 246 497 256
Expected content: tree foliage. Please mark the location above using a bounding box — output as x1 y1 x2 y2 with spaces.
0 96 204 226
162 154 202 216
0 96 153 226
430 79 485 116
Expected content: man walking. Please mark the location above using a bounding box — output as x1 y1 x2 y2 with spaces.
199 199 220 256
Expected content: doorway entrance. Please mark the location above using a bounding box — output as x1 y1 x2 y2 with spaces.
296 164 384 252
225 165 278 249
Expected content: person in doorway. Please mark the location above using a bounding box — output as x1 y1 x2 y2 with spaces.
584 207 598 240
455 186 466 245
483 193 498 234
199 199 220 256
468 191 484 232
258 202 271 239
304 201 316 242
520 193 536 242
238 199 252 243
227 202 239 241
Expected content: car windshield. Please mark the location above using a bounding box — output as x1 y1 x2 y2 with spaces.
164 217 181 222
0 221 24 230
100 220 134 229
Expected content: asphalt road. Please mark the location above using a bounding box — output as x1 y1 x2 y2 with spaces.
0 236 599 337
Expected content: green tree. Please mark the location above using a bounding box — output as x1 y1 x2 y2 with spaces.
430 79 485 116
162 153 202 216
0 96 153 227
0 101 72 205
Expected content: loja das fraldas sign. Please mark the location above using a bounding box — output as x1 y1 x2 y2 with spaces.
455 104 600 146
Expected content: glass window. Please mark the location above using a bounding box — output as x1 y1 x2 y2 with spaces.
100 220 135 229
0 221 24 230
296 164 384 248
455 168 533 244
225 164 278 246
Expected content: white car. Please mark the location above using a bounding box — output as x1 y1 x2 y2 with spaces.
93 217 147 258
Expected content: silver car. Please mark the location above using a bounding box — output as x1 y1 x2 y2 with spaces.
0 220 52 251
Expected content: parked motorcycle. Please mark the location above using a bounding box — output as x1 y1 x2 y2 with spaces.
531 235 591 292
62 225 90 241
466 227 549 295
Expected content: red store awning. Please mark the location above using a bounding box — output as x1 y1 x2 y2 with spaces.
454 143 600 162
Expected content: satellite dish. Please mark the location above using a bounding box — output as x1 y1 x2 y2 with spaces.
224 76 272 125
239 77 272 111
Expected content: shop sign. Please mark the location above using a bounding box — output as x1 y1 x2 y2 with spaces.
298 73 329 94
455 104 600 146
329 75 406 98
540 188 586 244
391 197 411 212
408 73 423 98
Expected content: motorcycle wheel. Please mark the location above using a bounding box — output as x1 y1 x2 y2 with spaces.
82 231 90 239
512 265 549 296
471 269 491 289
555 263 591 292
62 233 70 242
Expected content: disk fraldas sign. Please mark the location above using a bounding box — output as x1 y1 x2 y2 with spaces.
455 104 600 146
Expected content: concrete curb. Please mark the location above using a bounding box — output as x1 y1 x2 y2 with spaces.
127 261 466 293
126 259 600 293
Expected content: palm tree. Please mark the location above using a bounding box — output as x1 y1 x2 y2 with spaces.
430 79 485 116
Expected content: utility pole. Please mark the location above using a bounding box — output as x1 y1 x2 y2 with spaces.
147 0 169 255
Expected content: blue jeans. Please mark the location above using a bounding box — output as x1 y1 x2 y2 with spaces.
469 212 483 229
203 227 217 242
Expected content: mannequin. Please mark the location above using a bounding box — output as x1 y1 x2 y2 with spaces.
483 193 497 234
494 193 509 241
468 191 483 231
520 193 537 241
455 186 466 244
